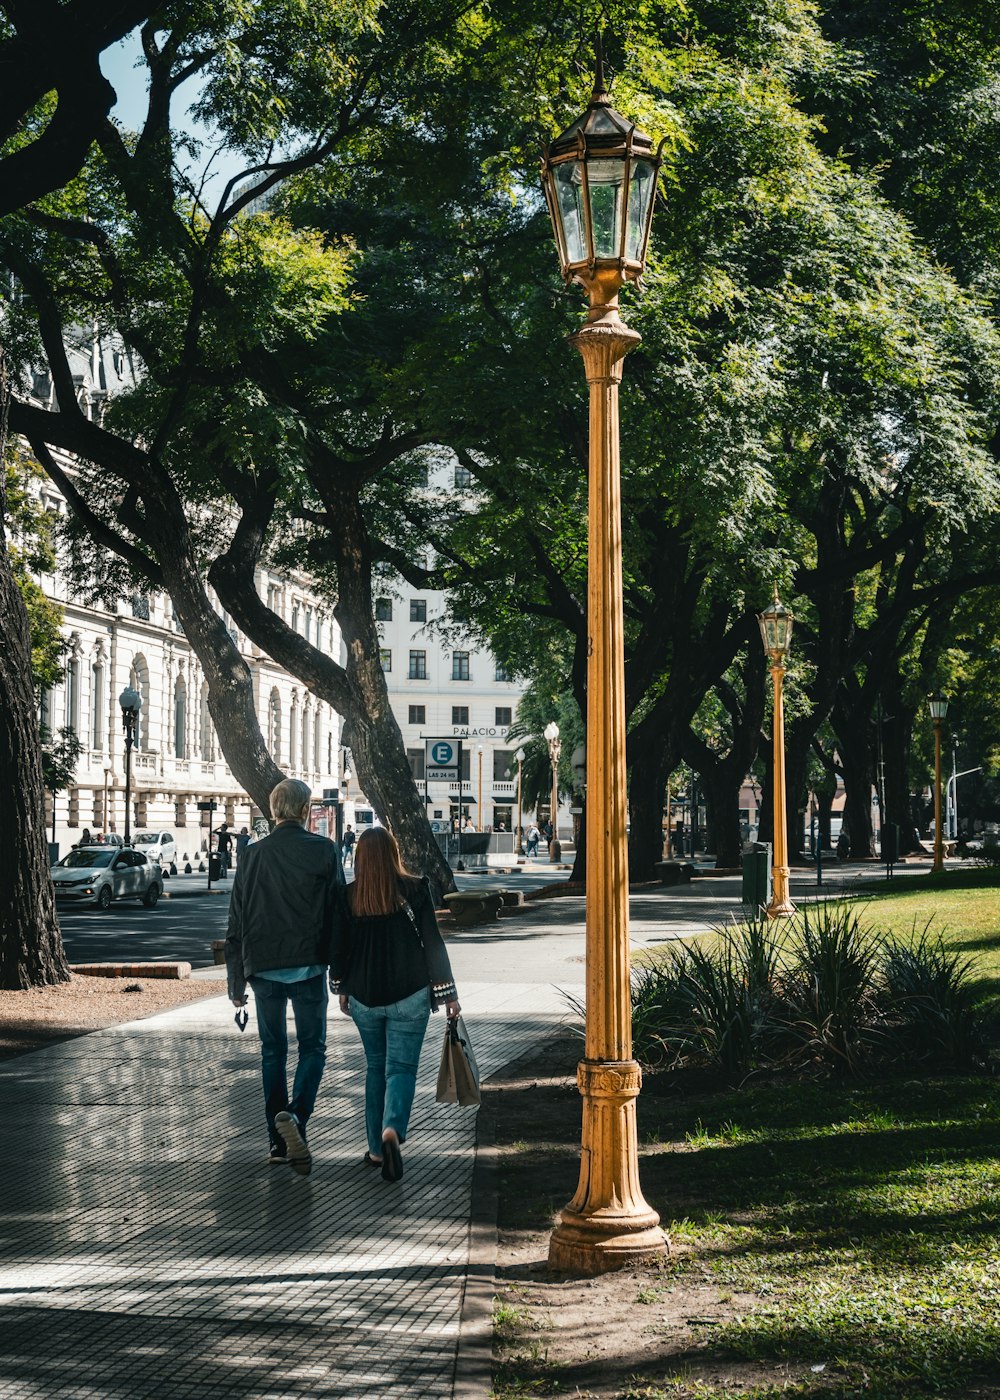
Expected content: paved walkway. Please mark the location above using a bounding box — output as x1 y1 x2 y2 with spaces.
0 864 915 1398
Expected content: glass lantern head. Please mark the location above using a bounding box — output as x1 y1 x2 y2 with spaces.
119 685 142 715
928 692 949 721
515 748 526 762
541 51 663 300
544 721 560 742
758 590 794 662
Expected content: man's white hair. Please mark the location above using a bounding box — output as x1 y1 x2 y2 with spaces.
270 778 312 822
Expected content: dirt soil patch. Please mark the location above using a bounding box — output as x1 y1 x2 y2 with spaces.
0 973 222 1060
488 1034 817 1399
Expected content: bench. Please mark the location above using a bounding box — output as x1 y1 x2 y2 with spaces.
653 860 695 887
482 888 525 908
443 890 504 927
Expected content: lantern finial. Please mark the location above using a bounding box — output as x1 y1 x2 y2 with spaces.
593 32 608 102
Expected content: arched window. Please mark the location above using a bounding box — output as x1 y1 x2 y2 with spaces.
313 705 322 775
91 660 105 750
301 701 311 774
174 675 187 759
199 682 213 761
65 655 81 736
267 688 282 765
289 694 299 770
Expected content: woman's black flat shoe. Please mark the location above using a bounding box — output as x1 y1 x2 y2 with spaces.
381 1137 403 1182
364 1152 382 1168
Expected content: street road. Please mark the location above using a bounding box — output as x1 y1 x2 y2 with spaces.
57 883 231 967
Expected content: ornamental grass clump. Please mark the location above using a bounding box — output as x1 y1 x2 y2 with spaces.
882 923 989 1069
781 903 883 1073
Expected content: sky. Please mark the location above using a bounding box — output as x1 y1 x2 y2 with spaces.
99 30 249 206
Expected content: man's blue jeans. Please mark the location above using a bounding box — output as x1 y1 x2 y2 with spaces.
349 987 431 1158
249 974 328 1143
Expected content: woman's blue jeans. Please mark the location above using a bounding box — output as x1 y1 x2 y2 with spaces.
349 987 431 1158
249 974 328 1143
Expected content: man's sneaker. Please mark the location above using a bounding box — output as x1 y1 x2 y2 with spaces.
267 1138 289 1164
275 1110 312 1174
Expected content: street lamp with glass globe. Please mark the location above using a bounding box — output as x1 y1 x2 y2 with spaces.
540 42 666 1273
515 747 526 856
758 589 795 917
928 693 949 873
118 686 142 846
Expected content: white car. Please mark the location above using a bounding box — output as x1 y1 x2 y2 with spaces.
51 846 164 910
133 830 177 874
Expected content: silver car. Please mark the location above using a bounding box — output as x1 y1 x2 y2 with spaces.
51 846 164 910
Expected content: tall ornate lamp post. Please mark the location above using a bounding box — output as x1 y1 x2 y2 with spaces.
476 744 484 830
543 721 562 862
541 48 666 1272
102 758 113 833
515 747 526 856
118 686 142 847
929 693 948 873
758 590 795 917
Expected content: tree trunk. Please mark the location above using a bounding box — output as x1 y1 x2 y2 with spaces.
209 487 456 897
836 722 875 858
627 723 673 882
0 368 68 987
699 763 745 868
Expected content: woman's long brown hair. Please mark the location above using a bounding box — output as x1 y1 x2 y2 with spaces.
349 827 414 917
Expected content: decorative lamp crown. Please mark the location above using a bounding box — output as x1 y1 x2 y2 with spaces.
928 692 949 721
544 721 560 742
540 35 664 298
758 589 794 662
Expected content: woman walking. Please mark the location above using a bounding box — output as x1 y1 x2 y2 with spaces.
331 827 460 1182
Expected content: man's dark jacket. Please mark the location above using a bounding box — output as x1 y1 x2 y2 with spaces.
225 823 344 1000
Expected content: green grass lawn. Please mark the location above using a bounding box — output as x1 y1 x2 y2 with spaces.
828 867 1000 1010
639 1071 1000 1399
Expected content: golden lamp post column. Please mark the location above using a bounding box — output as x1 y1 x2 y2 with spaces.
929 693 948 873
758 591 795 918
541 50 666 1274
544 721 562 861
476 744 484 832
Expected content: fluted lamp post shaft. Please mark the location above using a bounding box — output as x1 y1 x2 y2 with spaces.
541 45 666 1273
758 591 795 918
929 694 948 874
119 686 142 848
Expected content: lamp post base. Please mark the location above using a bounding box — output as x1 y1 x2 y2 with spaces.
549 838 562 864
548 1059 668 1276
766 864 795 918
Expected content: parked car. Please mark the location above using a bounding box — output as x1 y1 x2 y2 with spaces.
51 846 164 910
133 830 177 874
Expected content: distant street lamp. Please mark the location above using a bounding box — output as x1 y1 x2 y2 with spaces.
119 686 142 846
102 758 113 832
515 747 526 856
758 590 795 917
540 42 666 1273
543 722 562 862
478 744 487 828
928 693 949 873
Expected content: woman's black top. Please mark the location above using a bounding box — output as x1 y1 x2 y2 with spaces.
329 876 458 1010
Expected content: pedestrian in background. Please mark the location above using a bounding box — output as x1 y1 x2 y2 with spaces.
331 827 460 1183
215 822 234 874
525 823 540 857
341 824 356 867
226 779 345 1173
235 826 251 861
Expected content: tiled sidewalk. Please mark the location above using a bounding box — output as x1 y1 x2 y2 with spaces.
0 981 566 1399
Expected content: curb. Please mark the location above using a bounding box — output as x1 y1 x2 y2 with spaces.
454 1092 498 1400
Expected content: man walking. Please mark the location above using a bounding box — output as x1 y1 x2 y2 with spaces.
341 823 356 868
226 778 344 1173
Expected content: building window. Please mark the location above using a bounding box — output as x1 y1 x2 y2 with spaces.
408 650 427 680
454 465 473 489
380 648 392 672
201 682 215 761
375 597 393 621
64 656 80 736
452 706 469 726
173 676 187 759
291 603 300 633
410 599 427 622
495 659 512 682
267 688 281 765
91 662 104 750
130 592 150 621
495 706 512 727
407 748 426 780
408 705 426 725
493 749 514 781
452 651 470 681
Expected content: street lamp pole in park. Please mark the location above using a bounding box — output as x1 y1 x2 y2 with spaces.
515 747 526 857
543 722 562 862
540 43 666 1273
118 686 142 847
758 590 795 917
929 693 949 873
